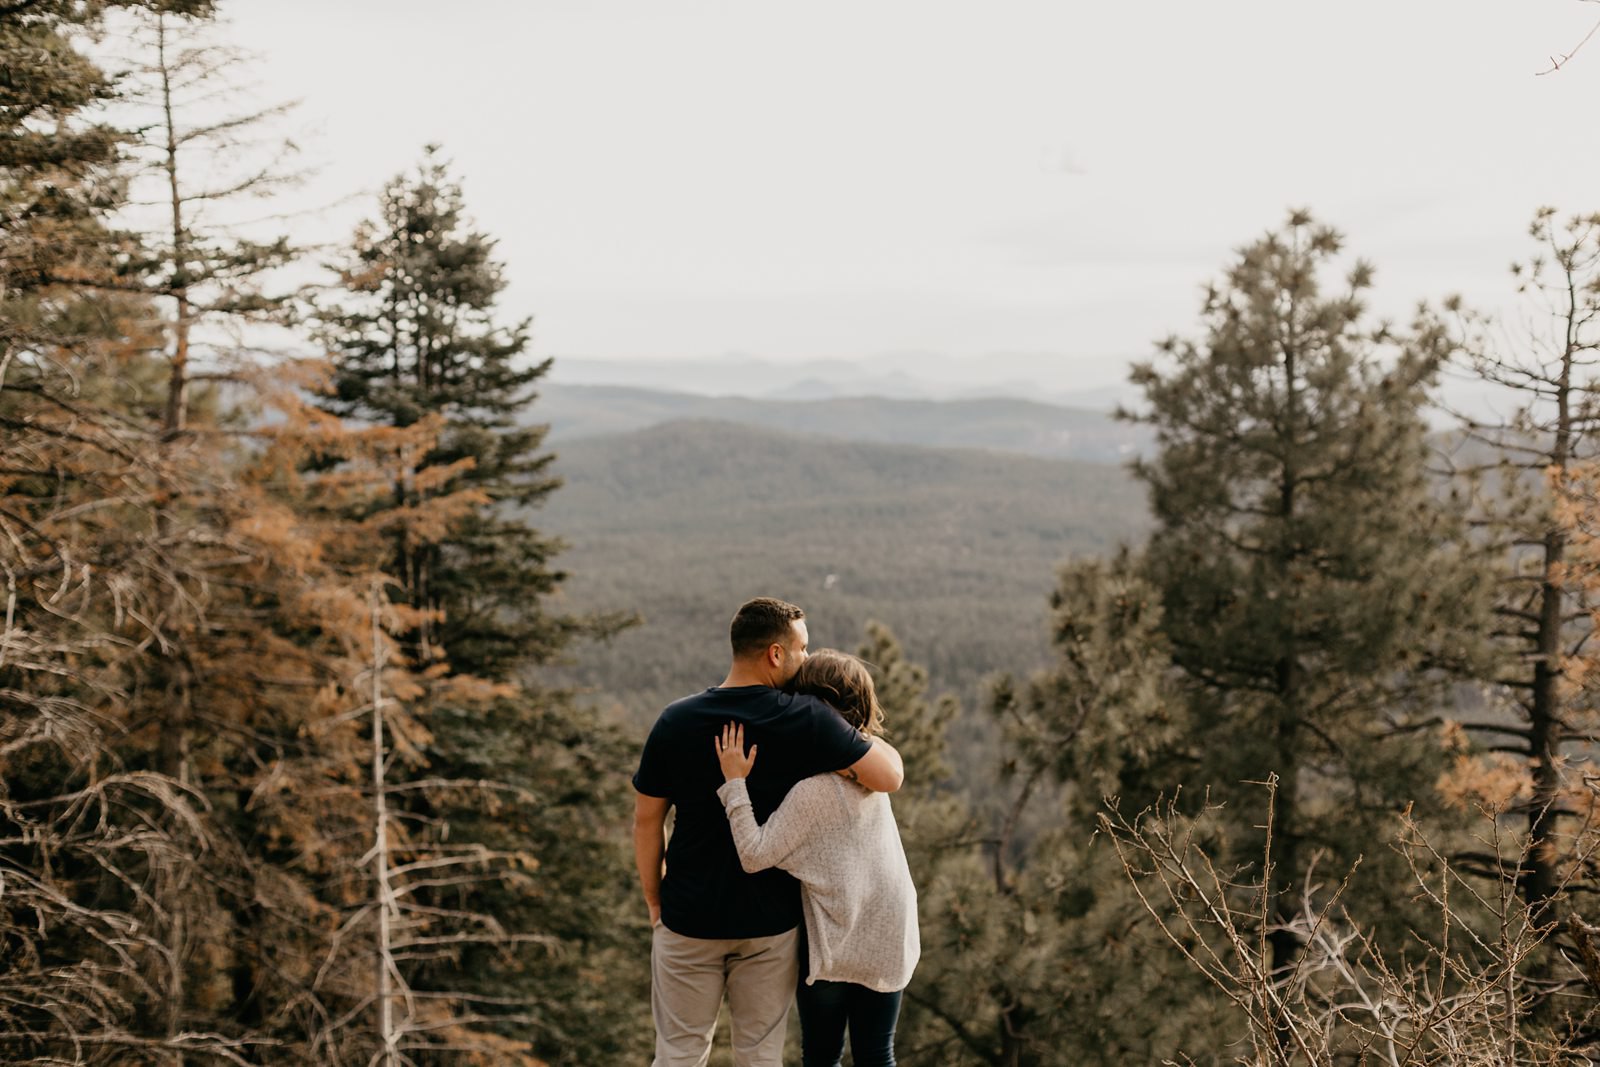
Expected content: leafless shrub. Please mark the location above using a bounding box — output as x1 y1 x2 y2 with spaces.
1100 777 1600 1066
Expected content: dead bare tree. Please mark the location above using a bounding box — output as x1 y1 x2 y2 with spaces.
302 473 551 1065
1443 208 1600 915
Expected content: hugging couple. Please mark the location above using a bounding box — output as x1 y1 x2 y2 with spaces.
633 597 920 1067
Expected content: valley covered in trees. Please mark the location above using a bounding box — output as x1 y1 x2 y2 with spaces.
7 3 1600 1065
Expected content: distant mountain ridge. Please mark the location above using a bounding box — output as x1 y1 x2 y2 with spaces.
544 351 1142 409
541 353 1526 429
532 383 1152 464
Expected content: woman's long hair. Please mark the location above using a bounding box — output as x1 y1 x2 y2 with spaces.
789 649 885 737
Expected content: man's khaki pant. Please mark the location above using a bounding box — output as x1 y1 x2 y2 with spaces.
651 922 799 1067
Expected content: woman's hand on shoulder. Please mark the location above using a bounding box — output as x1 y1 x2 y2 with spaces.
714 722 757 781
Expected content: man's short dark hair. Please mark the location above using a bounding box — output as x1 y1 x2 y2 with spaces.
730 597 805 658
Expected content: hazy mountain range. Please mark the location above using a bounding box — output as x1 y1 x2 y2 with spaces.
545 352 1140 408
532 383 1151 463
542 352 1523 428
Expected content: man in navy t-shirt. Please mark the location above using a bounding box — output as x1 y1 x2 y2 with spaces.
634 597 905 1067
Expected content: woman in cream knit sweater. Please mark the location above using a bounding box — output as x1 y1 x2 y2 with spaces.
714 649 919 1067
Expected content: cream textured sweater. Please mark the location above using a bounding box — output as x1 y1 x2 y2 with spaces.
717 773 919 992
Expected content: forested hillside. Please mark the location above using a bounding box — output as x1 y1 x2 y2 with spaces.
537 418 1149 720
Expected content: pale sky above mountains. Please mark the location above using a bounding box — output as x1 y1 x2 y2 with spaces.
231 1 1600 389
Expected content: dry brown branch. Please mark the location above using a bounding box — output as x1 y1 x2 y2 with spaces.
1101 784 1598 1066
1538 3 1600 75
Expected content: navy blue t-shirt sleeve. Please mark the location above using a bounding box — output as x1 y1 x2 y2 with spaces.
799 695 873 776
633 716 674 798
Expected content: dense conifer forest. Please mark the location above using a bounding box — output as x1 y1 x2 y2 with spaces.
8 4 1600 1065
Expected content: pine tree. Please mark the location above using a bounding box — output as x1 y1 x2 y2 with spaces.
1124 210 1492 981
319 147 644 1063
319 146 568 675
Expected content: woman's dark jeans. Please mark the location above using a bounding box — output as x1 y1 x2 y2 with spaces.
796 977 904 1067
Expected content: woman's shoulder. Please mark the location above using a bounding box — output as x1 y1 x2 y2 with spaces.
799 772 891 814
794 772 846 796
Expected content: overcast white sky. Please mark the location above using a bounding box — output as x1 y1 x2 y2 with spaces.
223 1 1600 384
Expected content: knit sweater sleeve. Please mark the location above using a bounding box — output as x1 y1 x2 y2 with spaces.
716 776 847 874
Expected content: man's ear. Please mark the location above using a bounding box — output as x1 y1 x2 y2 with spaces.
766 643 783 668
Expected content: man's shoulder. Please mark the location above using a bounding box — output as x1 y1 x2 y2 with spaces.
658 688 716 719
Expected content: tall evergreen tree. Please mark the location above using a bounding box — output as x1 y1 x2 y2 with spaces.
319 148 644 1063
1124 210 1492 981
320 146 576 677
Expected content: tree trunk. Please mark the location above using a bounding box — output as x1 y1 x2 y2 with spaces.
1526 537 1565 914
372 587 401 1067
1525 291 1576 915
155 22 192 1060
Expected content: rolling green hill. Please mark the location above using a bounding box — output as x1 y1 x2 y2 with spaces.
532 418 1150 723
532 383 1151 463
